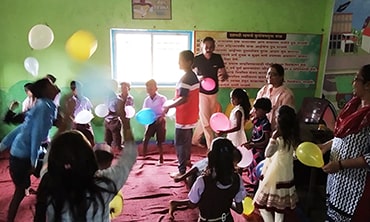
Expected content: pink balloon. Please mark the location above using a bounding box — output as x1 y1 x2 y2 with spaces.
201 77 216 91
210 112 230 132
237 146 254 168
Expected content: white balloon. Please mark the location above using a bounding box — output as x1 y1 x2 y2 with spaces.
125 106 136 118
28 24 54 50
74 110 94 124
94 104 109 117
24 57 39 76
163 100 176 119
166 108 176 118
237 146 254 168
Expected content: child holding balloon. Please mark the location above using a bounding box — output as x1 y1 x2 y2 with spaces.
142 79 167 165
217 88 251 147
253 105 300 222
119 81 135 145
163 50 199 178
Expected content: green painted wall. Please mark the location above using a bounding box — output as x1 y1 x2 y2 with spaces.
0 0 334 141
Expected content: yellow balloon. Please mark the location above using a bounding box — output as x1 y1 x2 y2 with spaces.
65 30 98 61
249 98 255 107
109 191 124 219
296 142 324 168
242 196 255 216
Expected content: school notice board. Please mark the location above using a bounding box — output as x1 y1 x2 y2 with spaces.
195 31 322 89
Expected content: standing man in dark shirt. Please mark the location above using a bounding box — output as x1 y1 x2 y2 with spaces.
192 37 228 149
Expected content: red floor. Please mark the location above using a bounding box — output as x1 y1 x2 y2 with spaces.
0 143 305 222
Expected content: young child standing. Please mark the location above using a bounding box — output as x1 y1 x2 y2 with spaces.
218 88 251 147
244 97 272 162
169 137 246 221
67 80 95 146
163 50 199 178
253 105 300 222
119 81 135 144
243 97 272 192
142 79 167 165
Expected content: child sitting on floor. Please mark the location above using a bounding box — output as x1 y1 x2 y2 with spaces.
169 137 246 221
172 143 243 189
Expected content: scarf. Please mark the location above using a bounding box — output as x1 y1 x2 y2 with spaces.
334 96 370 138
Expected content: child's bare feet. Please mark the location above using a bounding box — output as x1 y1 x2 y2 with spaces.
169 200 176 219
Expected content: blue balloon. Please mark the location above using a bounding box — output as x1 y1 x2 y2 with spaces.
255 160 265 179
135 108 156 125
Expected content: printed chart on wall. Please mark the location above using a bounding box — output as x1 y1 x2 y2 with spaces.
195 31 323 89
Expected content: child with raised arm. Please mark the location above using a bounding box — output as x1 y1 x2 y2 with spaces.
34 128 137 221
169 137 246 221
142 79 167 165
253 105 300 222
218 88 251 147
93 143 124 219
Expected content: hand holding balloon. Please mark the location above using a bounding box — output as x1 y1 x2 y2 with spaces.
322 160 343 174
237 146 254 168
242 196 255 216
201 78 216 91
125 106 136 118
210 112 231 132
296 142 324 168
255 160 265 179
135 108 156 125
95 104 109 118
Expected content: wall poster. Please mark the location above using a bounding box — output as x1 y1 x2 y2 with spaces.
195 31 322 89
132 0 171 20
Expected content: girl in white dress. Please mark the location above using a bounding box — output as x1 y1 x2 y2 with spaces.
253 105 300 222
218 88 251 147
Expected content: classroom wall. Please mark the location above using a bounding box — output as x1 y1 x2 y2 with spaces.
0 0 335 141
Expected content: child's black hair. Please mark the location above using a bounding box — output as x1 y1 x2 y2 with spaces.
277 105 300 149
254 97 272 113
207 138 238 186
230 88 252 120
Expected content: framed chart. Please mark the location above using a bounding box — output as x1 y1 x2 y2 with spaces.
132 0 171 20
